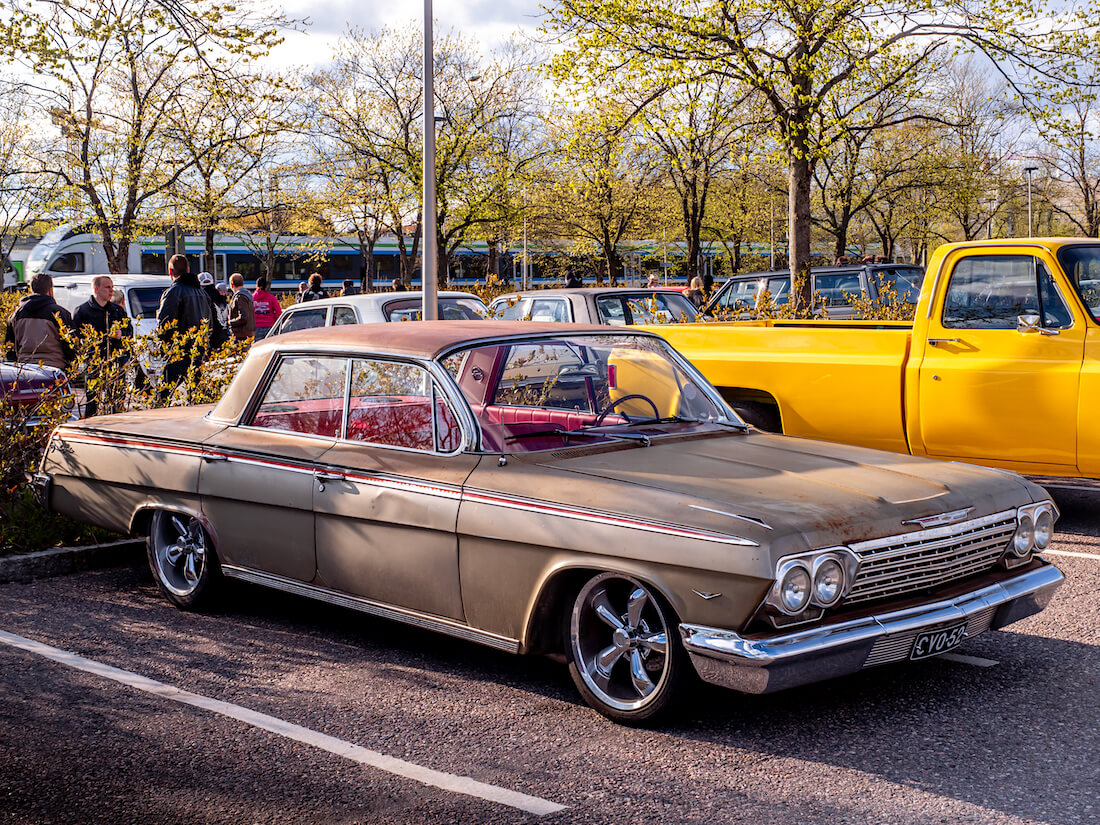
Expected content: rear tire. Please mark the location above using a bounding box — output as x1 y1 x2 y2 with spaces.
565 572 687 725
147 510 220 610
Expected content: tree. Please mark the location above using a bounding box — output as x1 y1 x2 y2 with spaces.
541 102 660 285
0 83 62 281
170 71 294 276
0 0 284 273
1032 84 1100 237
547 0 1100 311
637 78 748 281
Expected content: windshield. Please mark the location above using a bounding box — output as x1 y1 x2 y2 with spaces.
441 333 740 452
597 292 701 324
871 266 924 303
1057 245 1100 321
27 225 76 276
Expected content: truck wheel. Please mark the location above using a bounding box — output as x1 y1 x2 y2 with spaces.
732 401 782 432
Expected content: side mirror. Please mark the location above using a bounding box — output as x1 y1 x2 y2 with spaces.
1017 314 1058 335
1017 314 1041 333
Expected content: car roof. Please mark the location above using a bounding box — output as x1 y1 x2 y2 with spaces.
491 287 685 301
211 321 651 421
256 320 623 358
284 291 485 311
51 273 173 286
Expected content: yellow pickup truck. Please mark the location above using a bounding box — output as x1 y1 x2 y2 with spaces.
651 239 1100 491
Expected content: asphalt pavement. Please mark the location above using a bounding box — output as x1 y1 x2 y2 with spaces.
0 490 1096 824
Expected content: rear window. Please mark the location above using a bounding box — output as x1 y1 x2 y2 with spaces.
128 286 168 318
280 308 328 333
385 298 487 322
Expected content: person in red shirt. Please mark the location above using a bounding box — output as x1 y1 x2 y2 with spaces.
251 275 283 339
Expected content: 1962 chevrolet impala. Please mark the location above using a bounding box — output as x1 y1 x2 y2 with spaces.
34 322 1064 723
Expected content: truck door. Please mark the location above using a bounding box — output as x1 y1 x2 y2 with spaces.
915 252 1084 471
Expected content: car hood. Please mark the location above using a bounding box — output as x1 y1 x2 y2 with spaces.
530 430 1037 553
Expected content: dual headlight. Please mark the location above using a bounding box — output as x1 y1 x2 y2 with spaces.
1008 501 1057 564
767 548 861 616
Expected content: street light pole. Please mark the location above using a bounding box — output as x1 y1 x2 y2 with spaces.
1025 166 1039 237
421 0 438 320
522 187 528 290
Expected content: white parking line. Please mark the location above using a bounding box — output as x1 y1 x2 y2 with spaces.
940 652 999 668
0 629 566 817
1042 549 1100 561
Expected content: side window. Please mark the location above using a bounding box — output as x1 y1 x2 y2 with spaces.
943 256 1072 329
814 273 861 307
280 308 327 333
332 306 357 325
492 298 526 320
250 356 347 438
873 267 924 303
715 279 760 311
596 297 628 325
528 299 571 322
346 359 461 452
764 277 791 305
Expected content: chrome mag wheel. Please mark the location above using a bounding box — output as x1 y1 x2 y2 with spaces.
148 511 218 608
568 572 684 722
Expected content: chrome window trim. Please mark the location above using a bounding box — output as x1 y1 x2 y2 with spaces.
236 350 473 456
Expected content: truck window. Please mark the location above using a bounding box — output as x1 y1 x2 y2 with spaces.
1056 245 1100 322
872 267 924 303
942 255 1071 329
814 273 862 306
713 278 761 312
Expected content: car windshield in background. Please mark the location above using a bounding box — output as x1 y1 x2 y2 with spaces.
872 266 924 303
128 286 168 318
597 292 700 325
385 298 486 322
1057 244 1100 321
442 333 735 452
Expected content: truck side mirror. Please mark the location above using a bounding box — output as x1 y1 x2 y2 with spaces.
1017 314 1058 336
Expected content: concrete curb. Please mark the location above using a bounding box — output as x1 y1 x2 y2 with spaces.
0 538 145 584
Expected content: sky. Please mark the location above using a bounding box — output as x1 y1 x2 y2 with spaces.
273 0 544 68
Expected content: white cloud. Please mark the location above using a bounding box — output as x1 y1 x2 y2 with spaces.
272 0 543 67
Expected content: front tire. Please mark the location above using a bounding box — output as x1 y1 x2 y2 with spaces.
566 572 687 724
147 510 220 610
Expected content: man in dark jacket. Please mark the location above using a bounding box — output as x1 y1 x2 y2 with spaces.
73 275 133 416
156 254 212 389
4 272 75 370
300 273 326 302
73 275 132 357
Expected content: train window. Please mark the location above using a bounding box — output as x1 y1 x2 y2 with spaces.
142 252 167 275
49 252 84 273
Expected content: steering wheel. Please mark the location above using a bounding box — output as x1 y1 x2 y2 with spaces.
594 394 660 426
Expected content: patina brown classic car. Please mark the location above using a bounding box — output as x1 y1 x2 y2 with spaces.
34 322 1064 723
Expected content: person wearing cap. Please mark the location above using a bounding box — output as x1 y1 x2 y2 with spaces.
198 272 229 349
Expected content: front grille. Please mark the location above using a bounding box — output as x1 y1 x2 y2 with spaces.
845 511 1016 605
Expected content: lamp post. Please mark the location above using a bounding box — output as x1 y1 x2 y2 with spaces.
1025 166 1039 237
522 187 528 290
421 0 438 319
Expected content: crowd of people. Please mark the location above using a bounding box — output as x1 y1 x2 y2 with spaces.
3 254 288 407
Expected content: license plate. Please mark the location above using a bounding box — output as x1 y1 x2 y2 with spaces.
910 622 968 661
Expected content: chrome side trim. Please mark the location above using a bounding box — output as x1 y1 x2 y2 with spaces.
221 565 520 654
679 563 1064 695
1026 475 1100 492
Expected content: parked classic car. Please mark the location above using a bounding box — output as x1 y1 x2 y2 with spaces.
489 287 701 325
267 291 488 337
34 322 1064 723
1 360 79 425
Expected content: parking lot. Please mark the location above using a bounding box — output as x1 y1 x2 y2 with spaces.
0 490 1096 825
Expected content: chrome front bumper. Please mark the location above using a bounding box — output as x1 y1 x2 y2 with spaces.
679 562 1064 695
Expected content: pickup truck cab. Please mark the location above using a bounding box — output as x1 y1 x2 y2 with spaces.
651 239 1100 491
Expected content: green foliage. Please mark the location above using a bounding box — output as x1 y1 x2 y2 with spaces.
1 304 251 554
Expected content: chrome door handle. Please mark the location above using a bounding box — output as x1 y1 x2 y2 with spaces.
316 472 344 491
927 338 962 346
202 453 228 462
